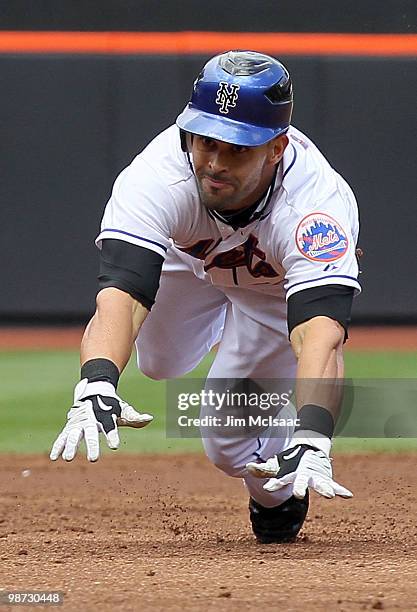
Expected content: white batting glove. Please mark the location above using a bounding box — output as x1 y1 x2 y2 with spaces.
246 433 352 500
50 379 153 462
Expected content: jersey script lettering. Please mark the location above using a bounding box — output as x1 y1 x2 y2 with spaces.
180 234 279 279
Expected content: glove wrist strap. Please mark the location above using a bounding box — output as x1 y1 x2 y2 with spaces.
74 379 117 402
293 430 332 456
80 358 120 389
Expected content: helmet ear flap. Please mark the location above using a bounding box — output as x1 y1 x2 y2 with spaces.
180 130 194 152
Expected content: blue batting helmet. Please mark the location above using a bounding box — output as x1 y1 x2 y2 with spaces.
176 50 293 147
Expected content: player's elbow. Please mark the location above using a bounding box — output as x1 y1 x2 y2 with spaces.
94 287 149 339
290 316 344 360
96 287 145 316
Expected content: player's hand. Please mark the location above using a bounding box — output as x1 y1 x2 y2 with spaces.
50 379 153 462
246 443 352 500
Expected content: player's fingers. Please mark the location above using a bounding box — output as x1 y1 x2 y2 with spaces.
263 472 294 492
118 404 153 428
104 423 120 450
62 428 84 462
84 424 100 462
331 481 353 498
125 413 153 429
246 455 279 478
292 474 310 499
49 431 68 461
263 478 280 492
310 476 335 499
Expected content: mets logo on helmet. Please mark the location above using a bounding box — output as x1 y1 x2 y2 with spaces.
215 82 240 114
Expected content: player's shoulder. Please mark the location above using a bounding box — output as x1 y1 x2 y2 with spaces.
132 124 193 187
266 126 358 248
107 125 205 242
279 125 342 214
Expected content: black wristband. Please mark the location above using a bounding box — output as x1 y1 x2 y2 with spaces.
80 358 120 389
295 404 335 438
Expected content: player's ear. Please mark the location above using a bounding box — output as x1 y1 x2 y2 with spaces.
269 134 288 164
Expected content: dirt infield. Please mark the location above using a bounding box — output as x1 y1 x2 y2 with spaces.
1 453 417 611
1 325 416 350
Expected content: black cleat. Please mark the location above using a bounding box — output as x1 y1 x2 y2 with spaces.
249 493 309 543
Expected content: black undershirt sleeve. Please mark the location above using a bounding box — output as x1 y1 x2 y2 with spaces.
287 285 354 341
98 239 164 311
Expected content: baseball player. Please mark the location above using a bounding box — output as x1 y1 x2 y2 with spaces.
51 51 360 543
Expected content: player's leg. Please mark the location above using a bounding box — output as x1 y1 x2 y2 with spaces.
202 296 297 508
136 247 228 380
201 292 308 542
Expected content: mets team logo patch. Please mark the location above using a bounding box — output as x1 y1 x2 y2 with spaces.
296 213 349 262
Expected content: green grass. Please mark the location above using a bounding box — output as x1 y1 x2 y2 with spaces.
337 351 417 452
0 350 208 455
0 349 416 455
344 351 417 378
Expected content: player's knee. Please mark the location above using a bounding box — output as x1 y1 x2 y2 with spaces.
138 355 175 380
202 438 245 478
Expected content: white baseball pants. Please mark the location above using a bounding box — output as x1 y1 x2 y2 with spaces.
136 247 297 507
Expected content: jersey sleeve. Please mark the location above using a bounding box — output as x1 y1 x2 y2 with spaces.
280 190 361 300
96 157 177 259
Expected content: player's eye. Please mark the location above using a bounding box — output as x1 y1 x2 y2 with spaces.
201 137 215 148
195 136 217 152
232 145 249 154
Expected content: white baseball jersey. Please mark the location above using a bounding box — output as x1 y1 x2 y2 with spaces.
97 124 361 300
97 124 361 508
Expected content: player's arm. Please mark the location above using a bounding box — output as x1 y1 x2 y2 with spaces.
288 284 353 445
290 314 345 431
290 315 344 379
50 239 163 463
247 285 354 499
81 287 148 370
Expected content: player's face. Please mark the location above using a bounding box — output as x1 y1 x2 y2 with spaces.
192 135 287 213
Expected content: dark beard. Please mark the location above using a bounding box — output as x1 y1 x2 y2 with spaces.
196 178 239 212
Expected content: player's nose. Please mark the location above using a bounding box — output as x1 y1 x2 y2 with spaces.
208 150 229 173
